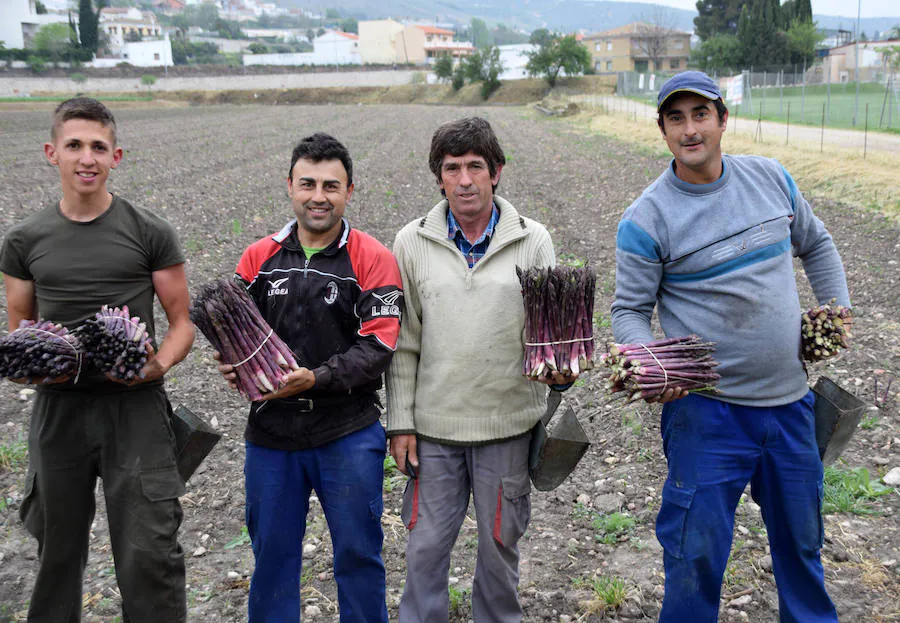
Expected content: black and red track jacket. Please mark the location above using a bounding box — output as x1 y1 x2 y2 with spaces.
235 218 403 450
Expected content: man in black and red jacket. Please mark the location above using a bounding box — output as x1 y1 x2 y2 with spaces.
217 133 402 622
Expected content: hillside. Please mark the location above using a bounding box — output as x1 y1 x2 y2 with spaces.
276 0 899 35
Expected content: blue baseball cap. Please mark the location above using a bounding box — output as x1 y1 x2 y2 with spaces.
657 71 722 112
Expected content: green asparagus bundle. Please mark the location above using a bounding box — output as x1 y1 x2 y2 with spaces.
801 303 851 362
517 265 596 380
602 335 720 403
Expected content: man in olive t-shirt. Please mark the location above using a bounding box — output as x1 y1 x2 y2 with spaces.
0 98 194 622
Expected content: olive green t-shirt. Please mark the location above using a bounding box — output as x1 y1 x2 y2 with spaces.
0 195 183 387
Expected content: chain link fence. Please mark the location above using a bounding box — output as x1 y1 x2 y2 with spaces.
617 70 900 131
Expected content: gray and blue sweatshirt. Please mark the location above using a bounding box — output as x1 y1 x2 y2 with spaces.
611 154 850 407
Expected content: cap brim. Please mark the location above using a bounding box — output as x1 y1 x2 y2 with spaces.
658 87 720 111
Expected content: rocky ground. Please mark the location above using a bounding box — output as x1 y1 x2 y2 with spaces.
0 104 897 622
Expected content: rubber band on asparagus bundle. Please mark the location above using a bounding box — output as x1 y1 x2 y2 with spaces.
525 336 595 347
601 335 720 403
639 342 668 391
230 329 274 368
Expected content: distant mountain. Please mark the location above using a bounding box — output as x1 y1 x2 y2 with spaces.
280 0 899 37
812 15 899 38
280 0 697 32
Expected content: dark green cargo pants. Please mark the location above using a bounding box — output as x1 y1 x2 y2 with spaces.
20 384 186 623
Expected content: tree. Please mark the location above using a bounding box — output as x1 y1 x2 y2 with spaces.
33 23 76 59
451 63 466 91
691 33 743 73
248 42 268 54
738 0 788 69
78 0 107 54
694 0 743 39
470 18 492 49
325 8 341 19
433 55 454 82
35 0 48 14
525 33 591 87
529 28 554 47
634 10 679 72
460 47 503 98
786 19 823 66
340 18 358 34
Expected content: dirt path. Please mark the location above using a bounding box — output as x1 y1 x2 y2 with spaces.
573 94 900 155
0 104 897 622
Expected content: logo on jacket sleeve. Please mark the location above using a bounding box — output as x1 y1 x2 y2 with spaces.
370 289 402 318
267 277 289 297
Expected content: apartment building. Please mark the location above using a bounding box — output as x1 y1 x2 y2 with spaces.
583 22 691 74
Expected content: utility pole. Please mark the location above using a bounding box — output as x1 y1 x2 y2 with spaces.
853 0 861 126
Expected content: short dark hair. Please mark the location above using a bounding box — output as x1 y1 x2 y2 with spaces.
657 97 728 134
429 117 506 191
288 133 353 185
51 97 117 144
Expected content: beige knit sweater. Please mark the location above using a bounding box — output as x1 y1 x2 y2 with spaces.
385 196 555 445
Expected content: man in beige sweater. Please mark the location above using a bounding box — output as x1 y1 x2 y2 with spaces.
386 117 572 622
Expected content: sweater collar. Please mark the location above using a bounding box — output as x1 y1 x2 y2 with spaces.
418 195 528 246
665 155 731 195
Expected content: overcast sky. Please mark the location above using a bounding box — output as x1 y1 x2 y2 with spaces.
631 0 898 18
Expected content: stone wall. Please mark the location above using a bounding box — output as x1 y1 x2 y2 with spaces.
0 69 423 97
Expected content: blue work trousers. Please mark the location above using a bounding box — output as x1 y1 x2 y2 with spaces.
657 391 837 623
244 420 389 623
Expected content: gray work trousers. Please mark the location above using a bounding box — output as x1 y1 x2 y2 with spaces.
398 435 532 623
20 384 186 623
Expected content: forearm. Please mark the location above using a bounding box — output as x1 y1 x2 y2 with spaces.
800 244 851 308
312 338 393 392
153 318 195 373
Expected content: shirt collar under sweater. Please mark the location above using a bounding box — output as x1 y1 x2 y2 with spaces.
447 203 500 267
417 196 528 261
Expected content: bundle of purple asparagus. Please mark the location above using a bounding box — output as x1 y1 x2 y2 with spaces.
76 305 151 382
602 335 720 403
0 320 83 382
190 278 300 401
517 265 596 380
802 303 851 362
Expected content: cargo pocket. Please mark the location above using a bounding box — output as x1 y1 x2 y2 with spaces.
140 465 186 502
493 472 531 548
656 479 696 560
400 477 419 531
19 470 44 540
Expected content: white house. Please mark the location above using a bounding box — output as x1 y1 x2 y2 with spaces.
311 30 360 65
0 0 73 49
90 37 174 68
243 29 360 66
498 44 536 81
99 7 162 56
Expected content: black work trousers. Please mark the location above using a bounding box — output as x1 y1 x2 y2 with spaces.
20 384 186 623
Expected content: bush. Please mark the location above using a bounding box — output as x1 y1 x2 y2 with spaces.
451 64 466 91
26 55 47 73
433 55 454 82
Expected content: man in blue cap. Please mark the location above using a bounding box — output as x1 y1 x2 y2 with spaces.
610 70 849 621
